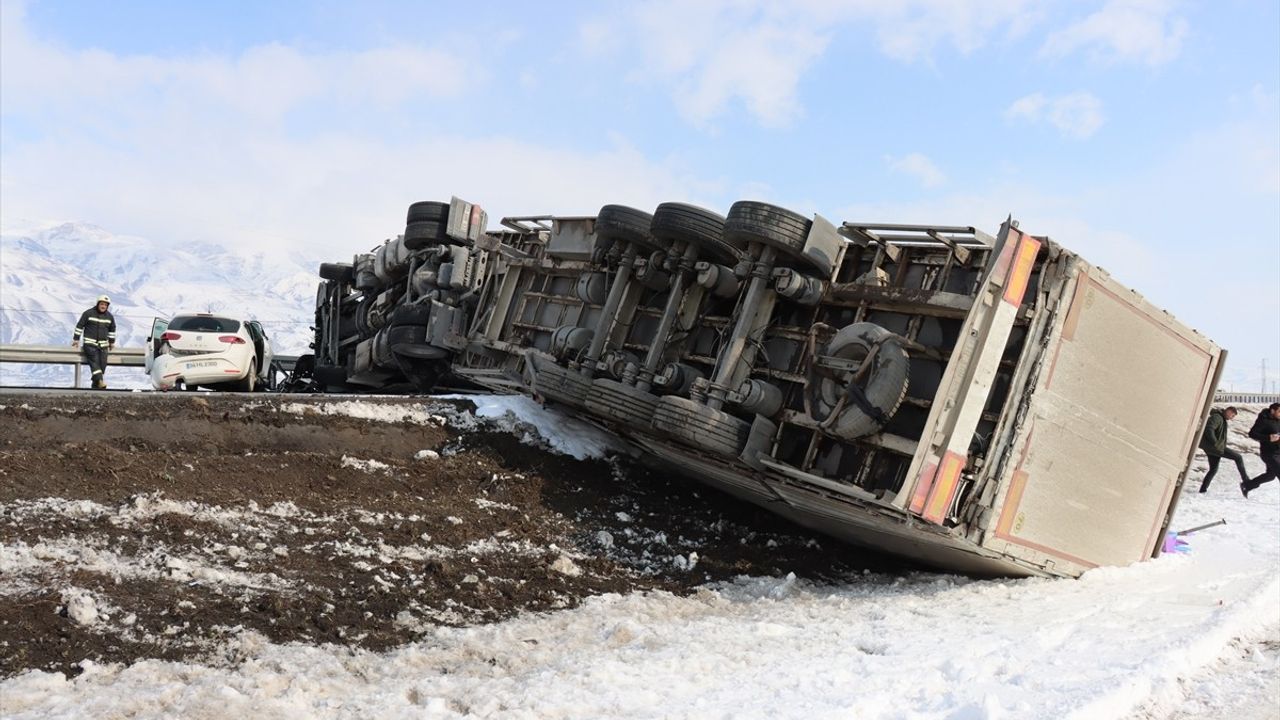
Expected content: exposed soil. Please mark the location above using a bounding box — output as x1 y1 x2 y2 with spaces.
0 391 905 679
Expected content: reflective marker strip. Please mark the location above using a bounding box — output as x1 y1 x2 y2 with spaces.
1002 234 1041 306
909 461 938 515
922 451 966 525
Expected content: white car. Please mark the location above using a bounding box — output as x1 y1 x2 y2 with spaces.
144 313 274 392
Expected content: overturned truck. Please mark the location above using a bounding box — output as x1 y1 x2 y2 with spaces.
310 197 1223 578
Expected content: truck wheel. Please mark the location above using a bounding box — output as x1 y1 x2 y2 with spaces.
314 364 347 389
406 201 449 224
319 262 354 282
585 379 660 429
596 205 666 254
724 201 826 275
388 324 448 359
807 322 910 439
652 396 751 457
651 202 741 265
404 220 450 249
390 302 431 327
527 354 591 407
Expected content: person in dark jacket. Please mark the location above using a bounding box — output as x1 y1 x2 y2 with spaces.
1241 403 1280 498
1198 406 1247 492
72 295 116 389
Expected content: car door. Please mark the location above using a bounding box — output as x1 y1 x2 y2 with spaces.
143 317 169 372
248 320 273 378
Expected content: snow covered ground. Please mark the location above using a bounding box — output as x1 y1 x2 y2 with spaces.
2 401 1277 719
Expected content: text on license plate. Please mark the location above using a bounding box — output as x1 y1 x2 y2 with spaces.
186 361 217 369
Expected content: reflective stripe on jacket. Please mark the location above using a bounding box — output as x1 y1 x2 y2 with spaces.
74 307 116 345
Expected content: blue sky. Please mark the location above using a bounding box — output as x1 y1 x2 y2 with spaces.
1 0 1277 387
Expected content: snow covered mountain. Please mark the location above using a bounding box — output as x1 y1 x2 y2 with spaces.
0 222 323 386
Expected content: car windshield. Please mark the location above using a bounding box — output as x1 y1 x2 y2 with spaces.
169 315 241 333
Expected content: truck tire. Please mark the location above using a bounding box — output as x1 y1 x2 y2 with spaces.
650 202 740 265
319 262 354 282
652 396 751 457
314 364 347 388
724 201 824 275
406 201 449 224
390 302 431 327
596 205 665 253
527 354 591 407
807 322 910 439
404 220 448 249
585 379 660 429
387 324 448 359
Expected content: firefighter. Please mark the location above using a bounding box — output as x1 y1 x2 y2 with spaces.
72 295 117 389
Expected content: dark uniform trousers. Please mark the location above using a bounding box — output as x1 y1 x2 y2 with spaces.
82 342 109 385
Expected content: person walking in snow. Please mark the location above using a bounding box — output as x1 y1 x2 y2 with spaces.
1241 403 1280 498
1197 406 1248 493
72 295 116 390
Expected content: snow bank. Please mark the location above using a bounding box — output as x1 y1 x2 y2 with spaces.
440 394 624 460
277 395 624 460
3 475 1276 719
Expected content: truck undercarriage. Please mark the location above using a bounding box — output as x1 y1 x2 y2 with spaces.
307 197 1223 578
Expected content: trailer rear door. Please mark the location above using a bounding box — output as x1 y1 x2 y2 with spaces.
984 266 1221 573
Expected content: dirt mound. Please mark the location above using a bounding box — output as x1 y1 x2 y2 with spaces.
0 392 905 678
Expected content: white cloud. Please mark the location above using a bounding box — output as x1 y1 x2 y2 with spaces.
0 1 469 123
587 0 1043 128
0 1 720 257
1041 0 1188 66
624 2 831 128
865 0 1042 63
886 153 946 188
1005 91 1105 139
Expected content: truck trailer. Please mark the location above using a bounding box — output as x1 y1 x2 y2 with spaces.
308 198 1223 578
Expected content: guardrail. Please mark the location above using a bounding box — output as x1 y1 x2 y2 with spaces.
1214 391 1280 405
0 344 298 389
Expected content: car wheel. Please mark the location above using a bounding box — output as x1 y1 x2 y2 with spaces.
241 360 257 393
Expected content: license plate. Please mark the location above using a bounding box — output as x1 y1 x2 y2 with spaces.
186 361 217 369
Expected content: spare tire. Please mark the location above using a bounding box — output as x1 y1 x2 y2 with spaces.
650 202 740 265
406 201 449 224
807 322 910 439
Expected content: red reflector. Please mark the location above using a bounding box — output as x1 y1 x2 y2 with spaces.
161 331 182 341
224 369 240 373
218 335 246 344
